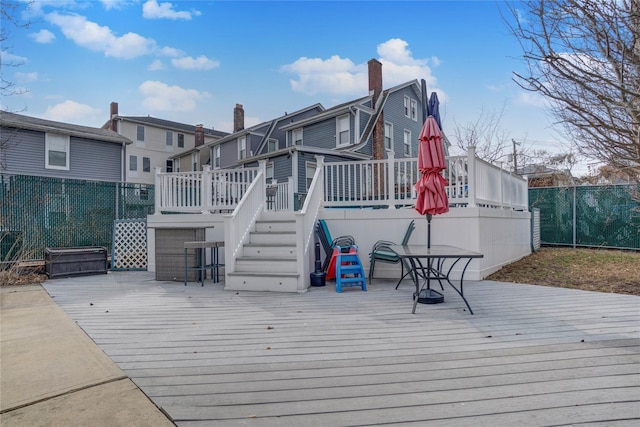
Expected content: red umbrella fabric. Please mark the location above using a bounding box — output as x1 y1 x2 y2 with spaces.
415 115 449 215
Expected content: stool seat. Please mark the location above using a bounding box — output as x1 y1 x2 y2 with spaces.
335 246 366 293
184 241 224 286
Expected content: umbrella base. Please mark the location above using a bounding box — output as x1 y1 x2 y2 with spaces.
417 288 444 304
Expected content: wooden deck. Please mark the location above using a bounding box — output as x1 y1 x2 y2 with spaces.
43 272 640 426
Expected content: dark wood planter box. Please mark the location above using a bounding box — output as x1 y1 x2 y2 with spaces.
45 246 108 279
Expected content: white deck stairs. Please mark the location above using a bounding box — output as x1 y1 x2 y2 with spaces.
225 211 301 292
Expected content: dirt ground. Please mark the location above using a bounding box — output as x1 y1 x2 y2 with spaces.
487 247 640 296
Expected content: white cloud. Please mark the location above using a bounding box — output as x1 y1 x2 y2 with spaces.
15 72 39 83
29 29 56 44
0 52 28 65
171 55 220 70
100 0 130 11
142 0 200 20
45 12 156 59
376 38 437 88
41 100 102 123
139 80 211 112
281 38 440 97
148 59 165 71
158 46 184 57
280 56 365 96
515 91 548 108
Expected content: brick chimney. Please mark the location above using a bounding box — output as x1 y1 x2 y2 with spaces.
109 102 118 132
368 59 385 161
234 103 244 132
368 58 383 106
195 124 204 147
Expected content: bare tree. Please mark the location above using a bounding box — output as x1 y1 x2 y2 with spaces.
504 0 640 182
453 103 516 168
1 0 34 99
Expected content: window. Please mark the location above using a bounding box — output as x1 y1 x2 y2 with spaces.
45 133 70 170
384 122 393 150
410 99 418 121
139 184 148 200
268 139 278 152
238 136 246 159
292 128 303 146
143 157 150 173
178 133 184 148
166 159 173 173
336 114 350 147
191 153 198 171
136 125 145 142
404 96 410 117
213 146 221 169
266 163 274 182
306 162 317 190
403 130 411 156
129 155 138 177
166 131 173 151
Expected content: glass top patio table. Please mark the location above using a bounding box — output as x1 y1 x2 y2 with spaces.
389 245 483 314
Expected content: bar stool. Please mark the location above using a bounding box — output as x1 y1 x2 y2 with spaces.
183 241 224 286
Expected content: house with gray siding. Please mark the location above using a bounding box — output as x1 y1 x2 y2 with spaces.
0 111 131 182
201 59 431 200
105 103 228 184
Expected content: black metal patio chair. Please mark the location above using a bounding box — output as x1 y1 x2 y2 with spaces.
368 220 415 287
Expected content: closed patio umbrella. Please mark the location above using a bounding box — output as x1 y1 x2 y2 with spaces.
428 92 442 131
413 114 449 304
414 115 449 247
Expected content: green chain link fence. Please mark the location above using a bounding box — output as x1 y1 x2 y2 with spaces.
3 175 638 262
529 184 640 250
1 175 155 261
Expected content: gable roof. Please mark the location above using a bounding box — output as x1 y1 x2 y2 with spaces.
108 115 229 138
201 103 324 150
1 111 132 145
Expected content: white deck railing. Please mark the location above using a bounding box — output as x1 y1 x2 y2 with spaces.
224 167 266 269
323 148 528 210
153 147 528 214
154 165 260 214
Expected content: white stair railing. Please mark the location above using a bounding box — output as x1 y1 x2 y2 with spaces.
295 156 325 291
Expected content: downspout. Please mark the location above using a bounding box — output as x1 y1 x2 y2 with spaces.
292 149 299 206
117 140 125 220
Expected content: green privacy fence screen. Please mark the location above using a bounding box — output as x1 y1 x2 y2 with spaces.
529 184 640 250
0 175 155 261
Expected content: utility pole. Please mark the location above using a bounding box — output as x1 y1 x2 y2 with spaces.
512 138 519 173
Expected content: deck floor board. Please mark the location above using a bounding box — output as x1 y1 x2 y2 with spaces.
44 272 640 426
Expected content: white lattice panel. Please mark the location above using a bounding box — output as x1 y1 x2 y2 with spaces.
112 219 147 270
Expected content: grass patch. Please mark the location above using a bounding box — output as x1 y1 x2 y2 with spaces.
487 247 640 296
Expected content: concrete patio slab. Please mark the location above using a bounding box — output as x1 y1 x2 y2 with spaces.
0 285 173 426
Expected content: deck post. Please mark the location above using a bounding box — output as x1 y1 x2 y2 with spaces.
386 150 396 209
258 160 267 211
201 165 212 213
467 146 477 207
153 167 162 215
287 176 295 211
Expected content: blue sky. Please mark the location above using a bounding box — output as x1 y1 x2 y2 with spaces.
2 0 578 169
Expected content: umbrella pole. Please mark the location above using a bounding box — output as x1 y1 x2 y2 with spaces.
416 212 443 305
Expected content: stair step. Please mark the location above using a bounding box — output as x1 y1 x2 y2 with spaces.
249 231 296 245
225 272 300 292
243 243 296 257
255 220 295 233
236 257 296 273
338 277 366 283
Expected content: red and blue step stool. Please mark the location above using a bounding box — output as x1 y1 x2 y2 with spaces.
333 245 367 293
